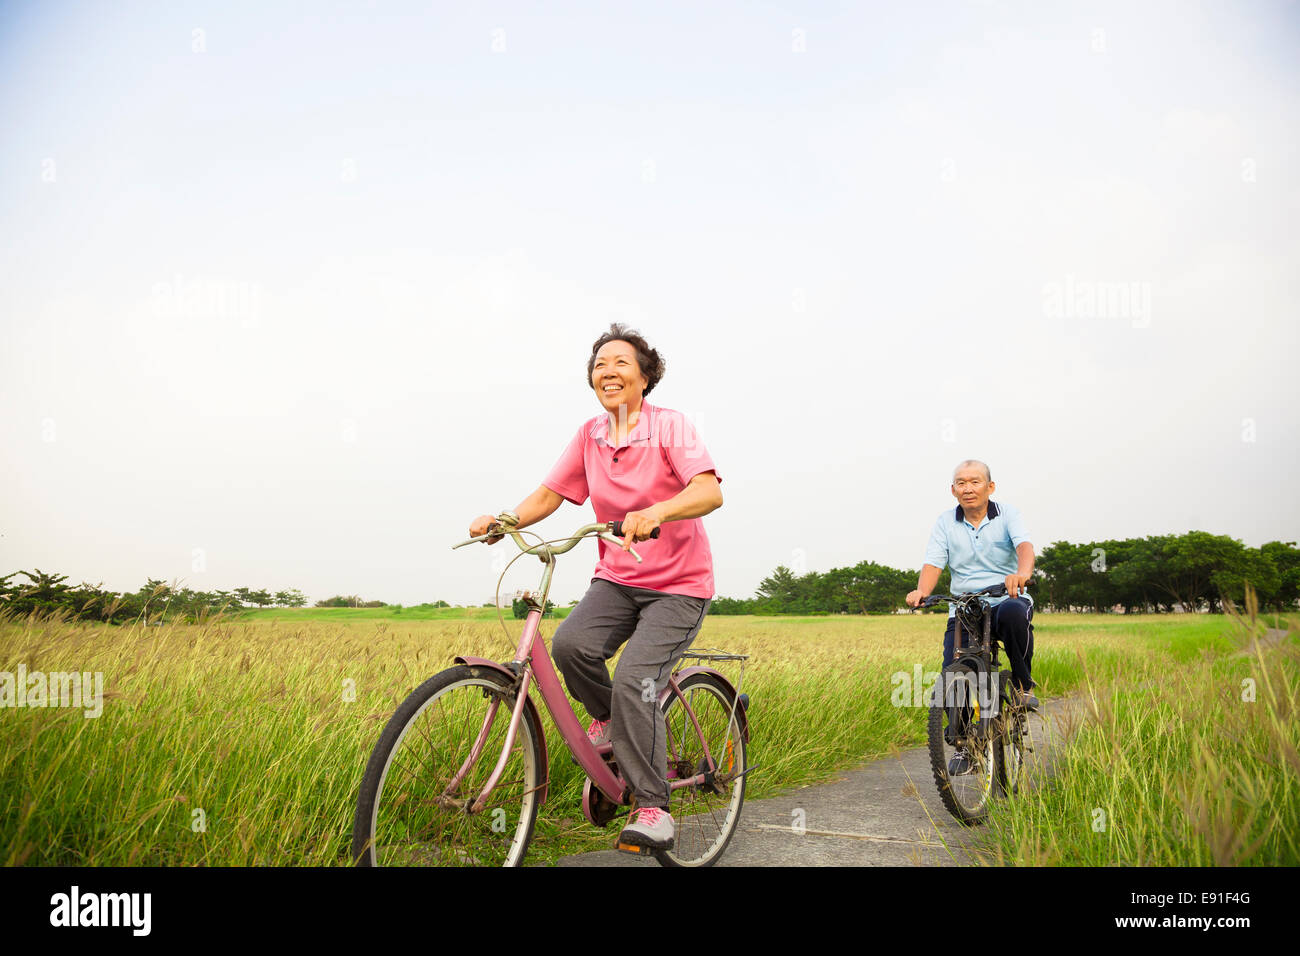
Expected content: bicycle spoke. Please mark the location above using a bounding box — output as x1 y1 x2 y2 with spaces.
658 674 746 866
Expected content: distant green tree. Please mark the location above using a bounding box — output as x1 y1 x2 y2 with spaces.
5 569 74 618
755 566 801 613
708 597 757 615
1212 547 1280 610
275 589 308 608
1163 532 1252 612
512 596 556 619
1259 542 1300 611
1037 541 1096 611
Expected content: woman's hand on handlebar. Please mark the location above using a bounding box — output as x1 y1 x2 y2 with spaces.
618 507 663 550
469 514 504 545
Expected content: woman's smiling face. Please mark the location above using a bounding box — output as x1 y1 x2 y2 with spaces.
591 339 649 413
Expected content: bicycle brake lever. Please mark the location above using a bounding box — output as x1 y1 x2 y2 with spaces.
453 520 510 550
598 532 643 564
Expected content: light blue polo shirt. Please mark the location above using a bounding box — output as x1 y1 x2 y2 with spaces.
923 501 1033 616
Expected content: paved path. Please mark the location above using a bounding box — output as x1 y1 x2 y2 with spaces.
1234 626 1291 657
558 695 1085 867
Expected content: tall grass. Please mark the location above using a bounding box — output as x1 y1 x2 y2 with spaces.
0 609 1248 865
976 594 1299 865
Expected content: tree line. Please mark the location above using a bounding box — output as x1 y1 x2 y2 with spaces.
1034 533 1298 613
0 571 473 624
709 533 1300 615
0 570 309 624
710 561 941 615
4 531 1296 623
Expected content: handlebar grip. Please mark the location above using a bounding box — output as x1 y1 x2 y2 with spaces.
611 521 660 539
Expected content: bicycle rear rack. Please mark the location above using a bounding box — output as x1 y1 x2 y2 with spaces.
678 647 748 664
677 647 749 707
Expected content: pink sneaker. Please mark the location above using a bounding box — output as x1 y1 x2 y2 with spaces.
586 718 611 747
619 806 674 849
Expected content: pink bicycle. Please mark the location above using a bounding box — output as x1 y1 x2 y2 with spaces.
350 514 751 867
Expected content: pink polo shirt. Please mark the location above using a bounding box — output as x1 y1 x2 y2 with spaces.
542 402 720 599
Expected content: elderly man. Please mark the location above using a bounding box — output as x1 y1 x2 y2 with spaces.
906 460 1039 736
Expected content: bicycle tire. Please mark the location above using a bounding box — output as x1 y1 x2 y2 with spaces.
655 671 748 867
927 667 995 826
351 665 543 867
995 670 1025 798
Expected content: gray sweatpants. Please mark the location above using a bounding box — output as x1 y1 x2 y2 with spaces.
551 578 711 807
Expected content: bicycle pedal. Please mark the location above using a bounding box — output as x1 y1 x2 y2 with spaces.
615 840 657 856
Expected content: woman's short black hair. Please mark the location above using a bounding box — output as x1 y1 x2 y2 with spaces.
586 323 666 396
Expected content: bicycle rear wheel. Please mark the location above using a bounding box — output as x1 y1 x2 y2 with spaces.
656 671 748 867
927 667 995 825
351 665 543 867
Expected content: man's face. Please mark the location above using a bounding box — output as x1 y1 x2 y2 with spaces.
951 465 995 514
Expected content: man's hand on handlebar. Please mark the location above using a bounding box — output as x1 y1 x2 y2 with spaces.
1004 573 1033 600
906 589 928 608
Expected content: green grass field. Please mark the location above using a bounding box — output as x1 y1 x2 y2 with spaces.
977 611 1300 866
1 608 1295 865
235 605 573 622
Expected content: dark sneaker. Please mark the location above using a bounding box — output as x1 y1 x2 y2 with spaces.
617 807 674 851
1019 690 1040 712
948 748 973 775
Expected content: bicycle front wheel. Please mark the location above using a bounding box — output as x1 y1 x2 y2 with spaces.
656 671 748 867
927 668 995 826
995 671 1026 798
351 665 543 867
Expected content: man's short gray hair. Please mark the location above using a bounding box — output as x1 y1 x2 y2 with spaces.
953 459 992 482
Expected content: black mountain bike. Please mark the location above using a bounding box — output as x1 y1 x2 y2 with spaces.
920 583 1031 825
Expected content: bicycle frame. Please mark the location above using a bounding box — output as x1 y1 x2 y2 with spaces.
951 599 999 734
952 603 998 663
929 585 1023 729
449 520 747 816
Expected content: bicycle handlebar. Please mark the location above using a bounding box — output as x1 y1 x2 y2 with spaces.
610 521 660 540
919 582 1016 608
452 517 659 564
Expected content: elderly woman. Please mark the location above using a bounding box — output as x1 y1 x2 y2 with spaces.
468 323 722 850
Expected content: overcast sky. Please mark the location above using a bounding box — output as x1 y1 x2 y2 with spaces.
2 1 1297 607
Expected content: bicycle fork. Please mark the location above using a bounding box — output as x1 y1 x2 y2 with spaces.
439 667 535 815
